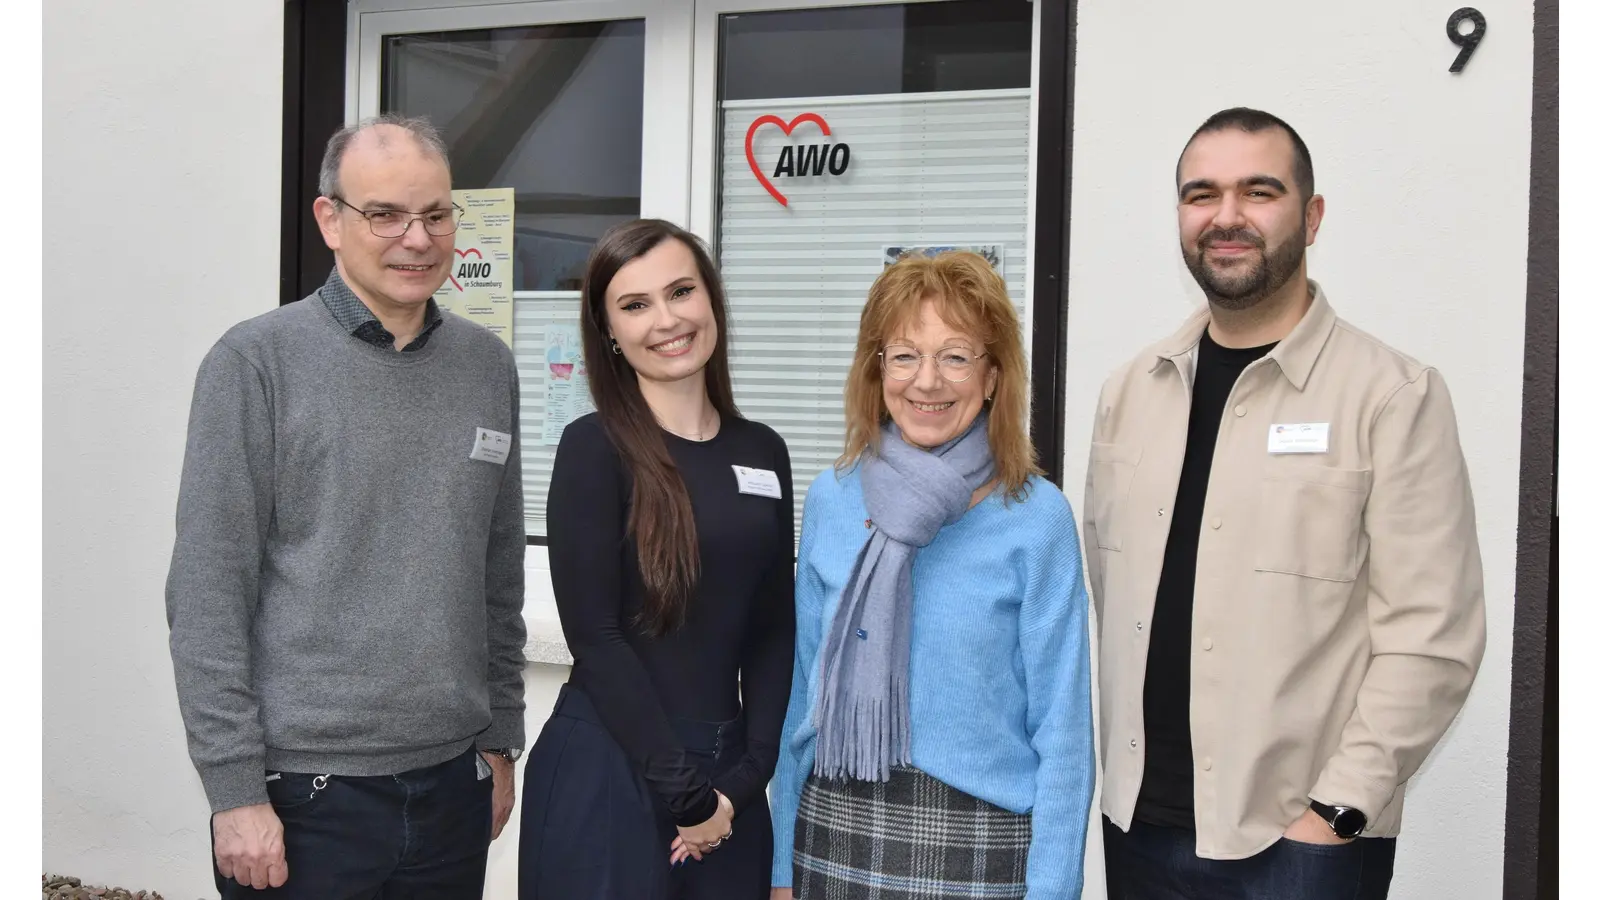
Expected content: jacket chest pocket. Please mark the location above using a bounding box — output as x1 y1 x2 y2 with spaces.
1088 442 1143 551
1254 464 1372 583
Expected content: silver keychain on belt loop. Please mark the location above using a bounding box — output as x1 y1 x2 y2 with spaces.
309 774 331 801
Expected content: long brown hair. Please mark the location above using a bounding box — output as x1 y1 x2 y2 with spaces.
840 251 1041 500
580 219 740 634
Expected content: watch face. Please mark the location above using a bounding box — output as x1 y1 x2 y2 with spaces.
1332 807 1367 838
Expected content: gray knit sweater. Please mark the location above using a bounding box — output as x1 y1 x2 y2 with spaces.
166 286 526 813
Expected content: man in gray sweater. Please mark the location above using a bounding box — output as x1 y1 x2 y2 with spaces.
166 114 526 897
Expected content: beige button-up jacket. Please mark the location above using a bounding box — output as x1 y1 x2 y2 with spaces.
1084 283 1487 859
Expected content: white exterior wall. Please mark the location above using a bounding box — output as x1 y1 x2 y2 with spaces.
43 1 1534 897
42 0 287 893
1064 2 1533 898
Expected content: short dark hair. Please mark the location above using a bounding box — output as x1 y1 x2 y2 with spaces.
1177 107 1315 201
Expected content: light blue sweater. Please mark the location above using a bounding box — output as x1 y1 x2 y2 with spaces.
769 465 1096 896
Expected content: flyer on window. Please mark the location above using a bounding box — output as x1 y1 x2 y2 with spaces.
432 187 515 349
882 244 1004 279
542 324 595 445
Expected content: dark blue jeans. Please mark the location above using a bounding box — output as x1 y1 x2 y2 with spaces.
1103 816 1396 900
214 747 493 899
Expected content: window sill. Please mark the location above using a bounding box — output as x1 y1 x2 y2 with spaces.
523 622 573 665
520 545 571 665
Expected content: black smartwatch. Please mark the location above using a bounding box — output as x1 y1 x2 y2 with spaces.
483 747 522 762
1308 800 1367 839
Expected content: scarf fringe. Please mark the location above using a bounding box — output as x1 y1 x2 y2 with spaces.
814 677 911 782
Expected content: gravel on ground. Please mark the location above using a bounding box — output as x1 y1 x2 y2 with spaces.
43 873 168 900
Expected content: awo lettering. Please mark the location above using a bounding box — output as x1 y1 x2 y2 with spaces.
770 143 850 178
448 247 496 292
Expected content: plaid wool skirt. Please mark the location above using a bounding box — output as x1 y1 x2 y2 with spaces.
793 766 1032 899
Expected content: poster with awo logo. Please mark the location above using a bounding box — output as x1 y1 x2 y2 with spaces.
432 187 514 349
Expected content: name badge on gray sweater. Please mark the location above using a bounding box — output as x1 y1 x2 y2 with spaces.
470 427 512 465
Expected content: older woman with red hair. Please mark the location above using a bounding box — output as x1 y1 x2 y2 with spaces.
768 251 1095 899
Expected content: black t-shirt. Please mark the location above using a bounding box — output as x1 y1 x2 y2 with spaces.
545 412 796 827
1135 329 1276 829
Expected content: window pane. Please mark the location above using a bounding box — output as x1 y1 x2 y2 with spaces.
720 1 1031 102
383 20 645 291
716 3 1033 536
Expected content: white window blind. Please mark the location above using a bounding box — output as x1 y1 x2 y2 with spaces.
513 291 583 536
717 90 1033 533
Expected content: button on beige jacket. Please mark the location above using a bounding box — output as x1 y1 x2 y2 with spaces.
1084 283 1487 859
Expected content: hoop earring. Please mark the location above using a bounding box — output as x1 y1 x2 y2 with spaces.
610 338 621 355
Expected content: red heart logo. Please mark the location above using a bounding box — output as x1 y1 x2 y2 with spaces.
449 247 483 292
744 112 832 208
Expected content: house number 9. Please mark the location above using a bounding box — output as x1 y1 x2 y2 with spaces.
1447 7 1487 72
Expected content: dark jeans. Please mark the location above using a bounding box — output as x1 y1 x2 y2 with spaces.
213 747 492 899
1103 816 1397 900
518 685 773 899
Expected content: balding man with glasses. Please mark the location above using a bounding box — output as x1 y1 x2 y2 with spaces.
166 114 526 898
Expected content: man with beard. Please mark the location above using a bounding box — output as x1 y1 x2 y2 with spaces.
1083 108 1486 899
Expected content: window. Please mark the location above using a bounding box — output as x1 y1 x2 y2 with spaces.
711 1 1035 532
379 17 648 537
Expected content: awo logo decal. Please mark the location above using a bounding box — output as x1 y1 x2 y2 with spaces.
744 112 851 207
448 247 487 292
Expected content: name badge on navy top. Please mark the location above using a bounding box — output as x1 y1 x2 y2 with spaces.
1267 423 1330 454
733 465 782 499
470 427 512 465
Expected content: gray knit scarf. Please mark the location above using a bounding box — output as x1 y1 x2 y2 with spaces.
813 411 995 781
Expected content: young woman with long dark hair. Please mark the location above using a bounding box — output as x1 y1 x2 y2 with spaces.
518 219 795 899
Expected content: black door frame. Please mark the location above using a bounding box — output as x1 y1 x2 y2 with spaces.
1503 0 1559 896
280 0 346 306
1028 0 1074 487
